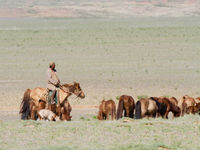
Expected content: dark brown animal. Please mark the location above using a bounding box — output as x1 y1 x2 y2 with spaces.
169 97 178 106
97 100 116 120
150 97 180 118
117 95 135 120
135 98 158 119
19 82 85 121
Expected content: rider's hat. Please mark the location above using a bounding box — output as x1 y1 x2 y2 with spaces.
49 62 55 68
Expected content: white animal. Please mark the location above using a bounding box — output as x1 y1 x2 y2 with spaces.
38 109 57 121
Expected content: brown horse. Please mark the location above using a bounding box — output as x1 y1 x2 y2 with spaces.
179 95 196 116
186 102 200 115
97 99 116 120
60 101 72 121
195 97 200 104
169 97 178 106
116 95 135 120
19 82 85 121
150 97 180 118
135 98 158 119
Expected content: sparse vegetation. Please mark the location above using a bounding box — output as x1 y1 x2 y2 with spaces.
1 13 200 150
1 115 200 150
137 95 148 100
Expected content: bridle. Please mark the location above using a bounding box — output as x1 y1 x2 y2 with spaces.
59 85 82 98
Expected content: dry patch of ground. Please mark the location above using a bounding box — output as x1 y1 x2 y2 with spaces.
0 0 200 18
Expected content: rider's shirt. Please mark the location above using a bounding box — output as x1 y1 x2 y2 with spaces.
46 68 60 91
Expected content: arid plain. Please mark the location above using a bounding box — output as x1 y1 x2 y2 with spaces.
1 0 200 150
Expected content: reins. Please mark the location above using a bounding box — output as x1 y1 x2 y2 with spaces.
59 85 81 99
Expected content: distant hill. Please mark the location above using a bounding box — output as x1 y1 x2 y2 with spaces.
0 0 199 18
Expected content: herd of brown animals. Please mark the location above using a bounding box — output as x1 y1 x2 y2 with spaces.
19 82 200 121
97 95 200 120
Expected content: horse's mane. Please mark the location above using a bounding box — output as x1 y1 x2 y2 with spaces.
62 82 80 88
61 83 74 88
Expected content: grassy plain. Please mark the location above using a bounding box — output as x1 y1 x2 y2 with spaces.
1 17 200 106
1 17 200 149
1 115 200 150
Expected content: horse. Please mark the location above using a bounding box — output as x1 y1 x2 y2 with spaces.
116 95 135 120
195 97 200 104
60 101 72 121
135 98 158 119
179 95 196 116
97 99 116 120
150 97 180 118
186 102 200 115
169 97 178 106
19 82 85 121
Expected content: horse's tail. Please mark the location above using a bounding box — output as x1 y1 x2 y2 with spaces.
150 97 161 111
113 102 117 120
116 98 124 120
135 101 141 119
150 97 166 117
19 89 31 120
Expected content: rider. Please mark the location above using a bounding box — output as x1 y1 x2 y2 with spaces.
47 62 60 104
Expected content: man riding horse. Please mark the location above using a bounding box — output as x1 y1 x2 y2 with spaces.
19 61 85 120
47 62 60 105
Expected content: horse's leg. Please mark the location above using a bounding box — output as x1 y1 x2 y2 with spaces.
38 101 46 110
111 111 114 120
106 112 109 120
124 110 127 117
102 113 106 120
126 109 130 117
164 106 170 119
48 104 56 114
61 102 71 121
164 110 169 119
31 105 37 120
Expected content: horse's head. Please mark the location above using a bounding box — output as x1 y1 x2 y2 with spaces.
73 82 85 99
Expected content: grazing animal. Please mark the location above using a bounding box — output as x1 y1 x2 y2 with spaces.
195 97 200 104
179 95 196 116
169 97 178 106
149 97 167 118
135 98 158 119
150 97 180 118
19 82 85 121
97 99 116 120
38 109 57 121
186 103 200 115
116 95 135 120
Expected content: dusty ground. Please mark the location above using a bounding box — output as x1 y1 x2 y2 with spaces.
0 0 200 18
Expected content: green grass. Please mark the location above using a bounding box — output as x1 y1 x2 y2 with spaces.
1 115 200 150
1 17 200 107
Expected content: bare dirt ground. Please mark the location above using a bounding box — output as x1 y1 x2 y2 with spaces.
0 0 200 18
